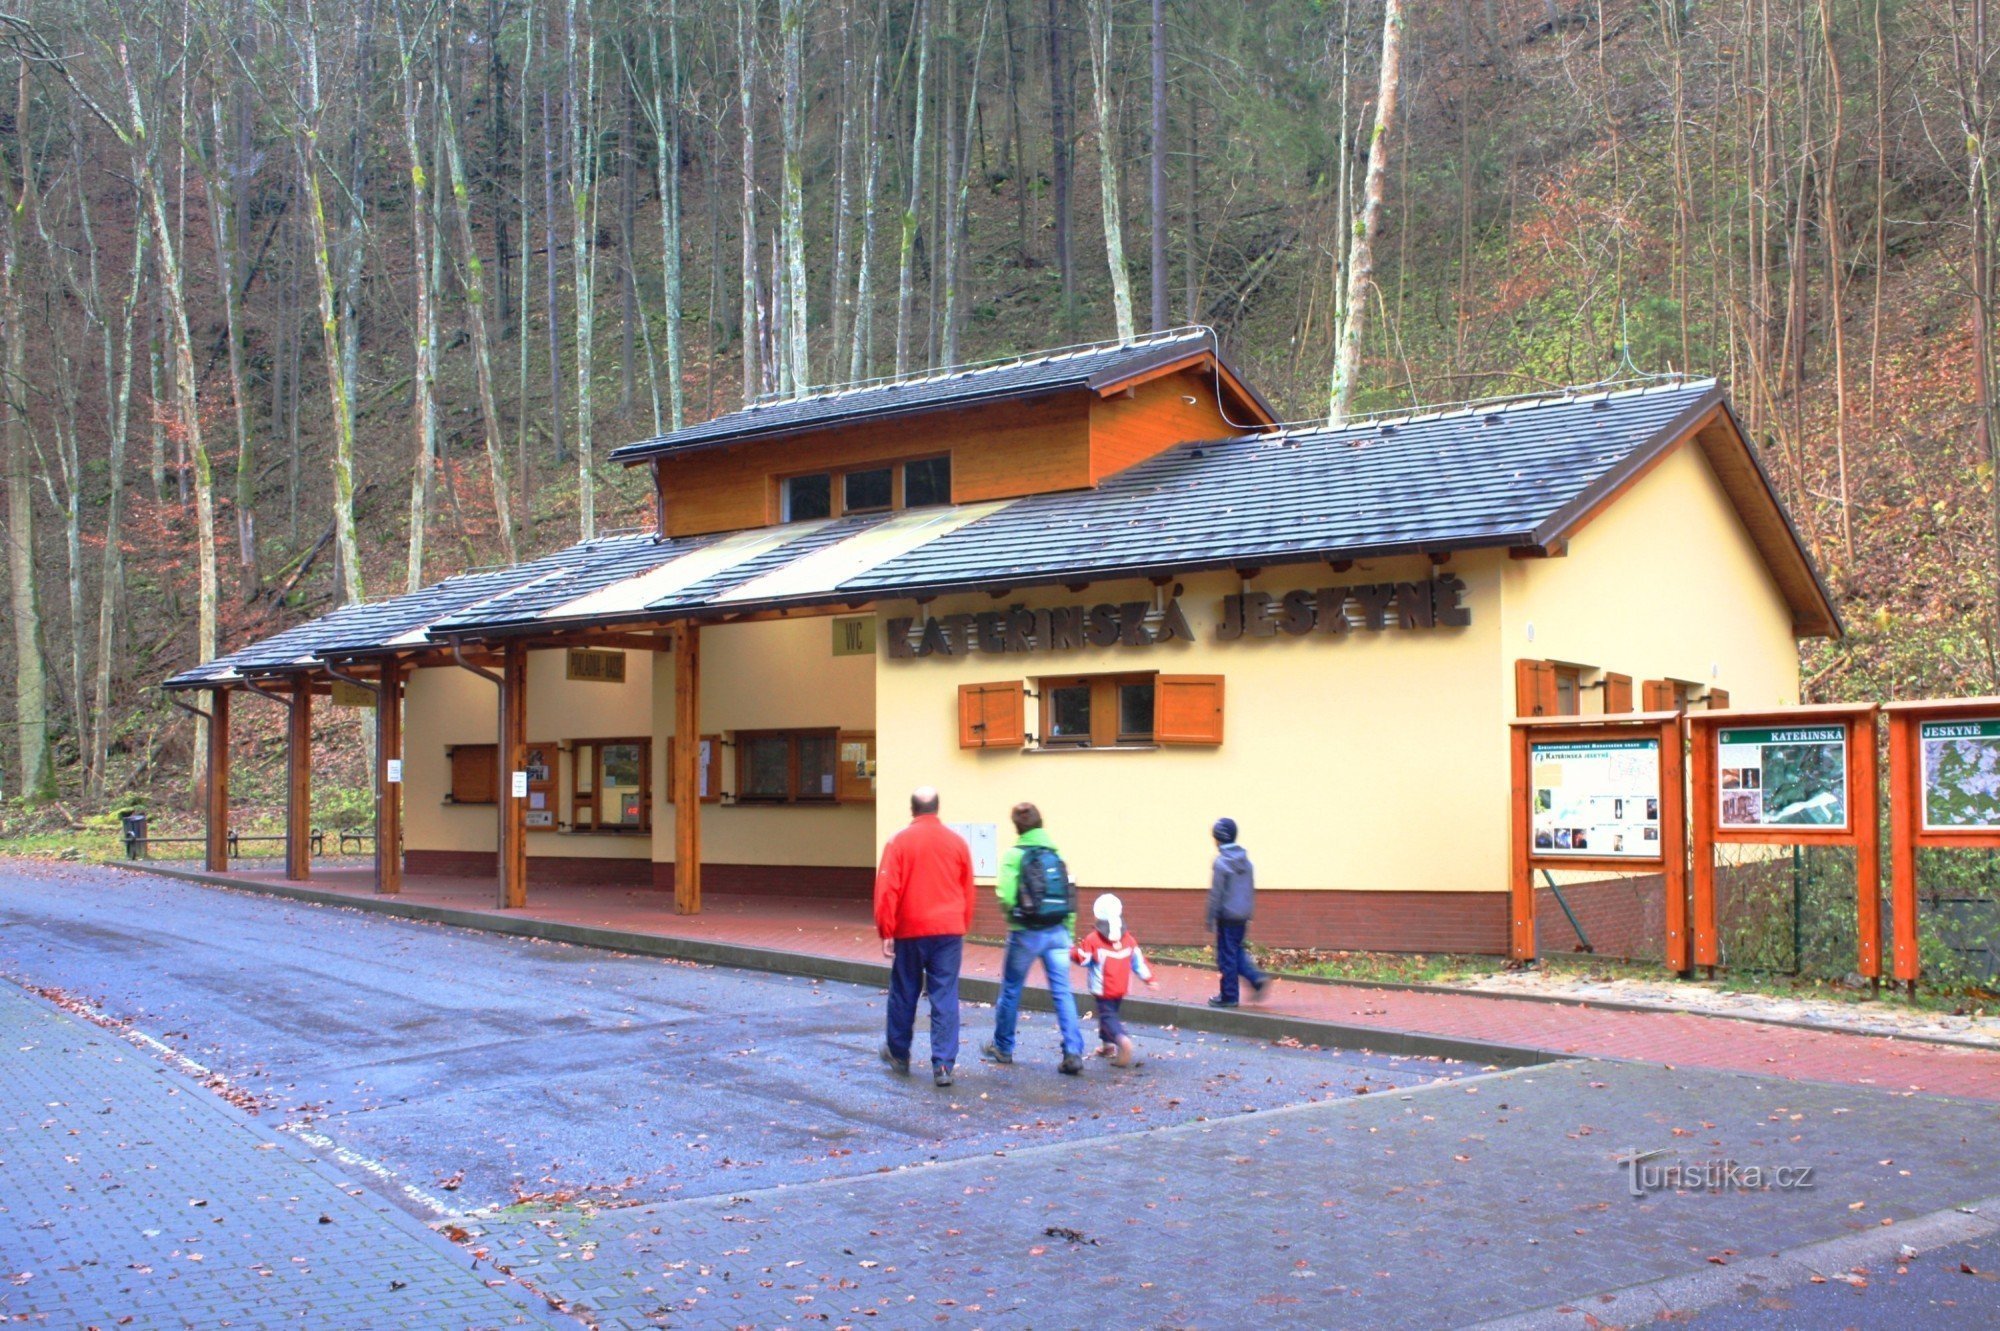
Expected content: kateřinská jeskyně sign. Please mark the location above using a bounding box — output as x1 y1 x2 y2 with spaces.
884 574 1470 659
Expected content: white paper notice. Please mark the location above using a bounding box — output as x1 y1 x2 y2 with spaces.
511 770 529 799
385 759 403 784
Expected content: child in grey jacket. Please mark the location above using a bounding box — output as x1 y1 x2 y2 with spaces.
1206 818 1272 1007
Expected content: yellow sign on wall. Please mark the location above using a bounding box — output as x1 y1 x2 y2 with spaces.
330 680 377 709
832 617 876 657
566 648 628 683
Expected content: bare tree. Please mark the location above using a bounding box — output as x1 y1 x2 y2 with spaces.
1085 0 1133 340
1327 0 1402 426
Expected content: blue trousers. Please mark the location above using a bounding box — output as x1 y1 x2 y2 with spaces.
886 934 962 1069
990 924 1085 1057
1215 920 1266 1004
1095 996 1128 1046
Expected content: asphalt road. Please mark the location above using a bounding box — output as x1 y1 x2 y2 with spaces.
6 861 2000 1329
0 862 1452 1215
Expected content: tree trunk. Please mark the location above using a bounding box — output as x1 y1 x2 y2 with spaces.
1148 0 1166 330
0 69 51 801
895 0 930 375
781 0 809 393
568 0 599 539
400 27 435 592
441 84 521 563
294 33 367 604
1326 0 1402 427
204 93 257 590
1086 0 1133 341
739 0 762 402
1046 0 1074 334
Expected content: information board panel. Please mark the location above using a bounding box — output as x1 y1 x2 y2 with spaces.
1717 725 1848 828
1919 717 2000 831
1529 738 1662 859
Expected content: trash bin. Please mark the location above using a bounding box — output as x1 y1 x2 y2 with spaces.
121 811 148 860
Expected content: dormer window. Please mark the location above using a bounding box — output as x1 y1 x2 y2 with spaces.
782 473 833 521
844 467 894 512
777 455 953 522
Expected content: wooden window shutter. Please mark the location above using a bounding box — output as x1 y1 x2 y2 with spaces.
1706 687 1731 711
1641 679 1679 711
1155 675 1226 745
449 743 498 804
1601 673 1633 714
1514 659 1557 717
665 735 723 804
958 681 1025 749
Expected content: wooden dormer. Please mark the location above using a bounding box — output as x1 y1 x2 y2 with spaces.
609 332 1275 539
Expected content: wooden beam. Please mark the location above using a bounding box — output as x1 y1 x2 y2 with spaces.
376 659 403 896
498 641 528 909
673 625 702 914
205 687 230 872
285 681 312 881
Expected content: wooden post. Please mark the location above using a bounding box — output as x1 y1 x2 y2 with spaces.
1688 717 1719 968
498 642 528 909
205 686 231 872
1507 724 1533 960
285 679 313 881
1659 714 1691 974
674 624 702 914
1853 709 1883 981
1887 710 1921 986
376 659 404 896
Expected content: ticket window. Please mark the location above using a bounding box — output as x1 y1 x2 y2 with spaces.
571 738 652 831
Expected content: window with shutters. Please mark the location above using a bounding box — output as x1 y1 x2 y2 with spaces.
732 729 841 803
1027 672 1224 749
447 744 498 804
1641 678 1705 710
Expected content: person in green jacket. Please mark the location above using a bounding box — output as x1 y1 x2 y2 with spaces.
981 803 1086 1073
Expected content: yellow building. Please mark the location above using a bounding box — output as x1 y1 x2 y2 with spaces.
164 329 1837 952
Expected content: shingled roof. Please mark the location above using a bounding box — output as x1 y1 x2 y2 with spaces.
163 375 1837 690
606 327 1269 463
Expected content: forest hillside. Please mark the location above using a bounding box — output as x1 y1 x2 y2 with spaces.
0 0 1994 824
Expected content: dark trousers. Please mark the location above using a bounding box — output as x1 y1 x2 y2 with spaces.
1095 996 1128 1046
1215 921 1266 1004
886 934 962 1069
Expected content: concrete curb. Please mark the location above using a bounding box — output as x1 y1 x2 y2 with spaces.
108 861 1556 1069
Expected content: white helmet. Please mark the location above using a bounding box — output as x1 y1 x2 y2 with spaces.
1092 893 1123 939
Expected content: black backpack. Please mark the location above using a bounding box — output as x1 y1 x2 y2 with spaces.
1011 844 1074 927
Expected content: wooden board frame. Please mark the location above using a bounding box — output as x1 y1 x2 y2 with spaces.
1688 703 1880 977
1882 696 2000 987
1509 712 1688 970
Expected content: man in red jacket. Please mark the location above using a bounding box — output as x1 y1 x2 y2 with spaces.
874 786 976 1087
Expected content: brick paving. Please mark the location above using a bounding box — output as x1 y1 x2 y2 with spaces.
468 1057 2000 1329
152 861 2000 1102
0 985 566 1329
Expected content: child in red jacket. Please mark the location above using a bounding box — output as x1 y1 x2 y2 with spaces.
1071 894 1156 1067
